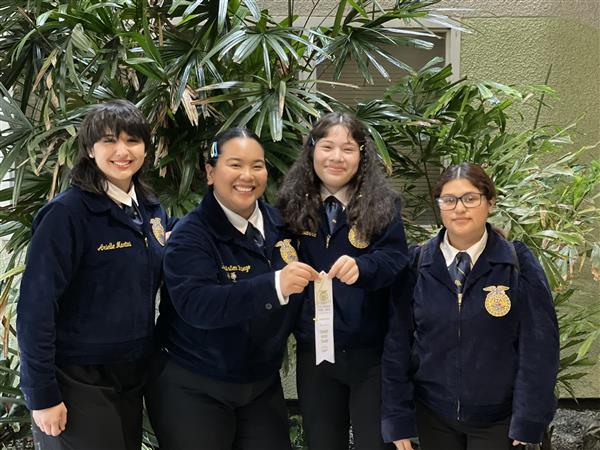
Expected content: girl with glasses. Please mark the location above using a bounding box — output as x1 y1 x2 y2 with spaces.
382 162 559 450
278 112 409 450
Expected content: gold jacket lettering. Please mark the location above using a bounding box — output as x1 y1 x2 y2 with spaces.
97 241 133 252
221 264 251 273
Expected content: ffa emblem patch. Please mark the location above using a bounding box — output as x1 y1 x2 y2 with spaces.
483 285 511 317
275 239 298 263
150 218 166 246
348 226 369 249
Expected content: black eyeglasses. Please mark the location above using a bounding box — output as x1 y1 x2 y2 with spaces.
436 192 485 211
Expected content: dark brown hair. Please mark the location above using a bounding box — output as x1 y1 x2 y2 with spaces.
434 163 505 236
433 163 496 201
277 112 398 239
71 99 155 199
205 127 263 168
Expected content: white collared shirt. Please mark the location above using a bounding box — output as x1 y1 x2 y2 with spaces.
105 181 138 208
320 185 350 208
213 192 287 305
213 193 265 239
440 228 488 268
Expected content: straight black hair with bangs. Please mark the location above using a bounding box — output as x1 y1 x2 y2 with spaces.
71 99 155 199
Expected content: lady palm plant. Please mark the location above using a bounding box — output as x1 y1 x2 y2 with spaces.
0 0 458 216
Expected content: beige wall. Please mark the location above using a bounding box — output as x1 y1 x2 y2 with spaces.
263 0 599 28
440 0 599 28
455 1 600 152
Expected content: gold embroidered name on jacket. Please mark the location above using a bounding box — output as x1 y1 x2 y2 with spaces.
97 241 133 251
221 265 252 273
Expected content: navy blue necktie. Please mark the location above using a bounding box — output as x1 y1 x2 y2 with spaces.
324 196 341 234
246 222 264 250
449 252 471 293
123 201 143 226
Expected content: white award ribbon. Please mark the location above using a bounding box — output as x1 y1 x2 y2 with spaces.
314 271 335 365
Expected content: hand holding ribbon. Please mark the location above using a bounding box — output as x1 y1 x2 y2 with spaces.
280 262 319 297
328 255 359 285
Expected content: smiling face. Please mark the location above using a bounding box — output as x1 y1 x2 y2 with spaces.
205 137 267 219
439 178 493 249
89 131 145 192
313 124 360 193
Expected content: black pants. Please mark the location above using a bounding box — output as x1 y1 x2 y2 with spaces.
145 355 291 450
416 402 525 450
31 361 147 450
297 348 393 450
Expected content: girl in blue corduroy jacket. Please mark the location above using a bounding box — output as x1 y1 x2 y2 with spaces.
382 163 559 450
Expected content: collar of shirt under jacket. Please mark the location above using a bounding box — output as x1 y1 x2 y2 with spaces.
320 185 349 207
440 228 488 268
105 181 138 208
213 193 265 239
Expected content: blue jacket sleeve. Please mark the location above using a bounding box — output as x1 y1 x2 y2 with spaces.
381 246 419 442
354 205 409 290
163 219 281 329
509 242 559 443
17 203 85 410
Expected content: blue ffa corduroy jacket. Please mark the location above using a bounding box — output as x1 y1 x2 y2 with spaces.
381 225 559 444
158 189 299 383
17 186 173 410
294 201 408 352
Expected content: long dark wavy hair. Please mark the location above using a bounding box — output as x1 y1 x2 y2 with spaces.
277 112 398 239
70 99 155 200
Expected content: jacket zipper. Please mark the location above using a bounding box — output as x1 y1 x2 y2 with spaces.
457 291 463 420
326 234 331 249
260 246 271 269
140 231 152 322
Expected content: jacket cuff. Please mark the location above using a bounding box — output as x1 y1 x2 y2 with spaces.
251 272 283 314
22 382 62 411
381 415 417 443
354 257 374 288
508 417 546 444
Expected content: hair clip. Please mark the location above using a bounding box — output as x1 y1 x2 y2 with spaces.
209 141 218 159
308 136 315 147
